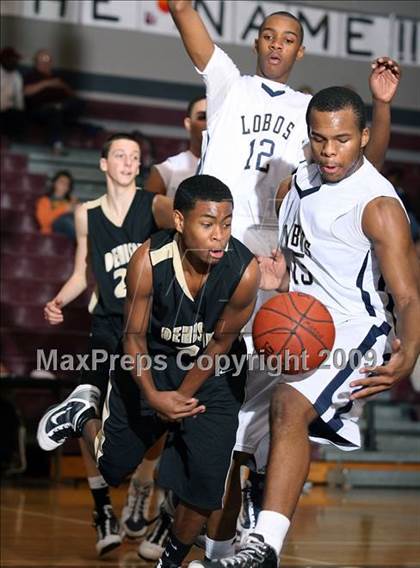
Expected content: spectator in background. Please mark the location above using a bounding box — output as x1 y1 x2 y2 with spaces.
145 95 206 196
0 46 25 141
386 166 420 242
24 49 84 154
35 170 78 240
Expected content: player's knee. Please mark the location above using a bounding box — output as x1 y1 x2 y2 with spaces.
270 384 313 429
97 458 133 487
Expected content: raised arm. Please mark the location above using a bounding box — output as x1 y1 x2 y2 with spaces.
43 204 89 325
124 242 204 420
168 0 215 71
178 258 260 398
351 197 420 399
364 57 401 170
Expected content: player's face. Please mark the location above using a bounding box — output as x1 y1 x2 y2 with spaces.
255 15 304 83
309 108 370 183
100 140 141 187
175 200 233 266
184 98 207 146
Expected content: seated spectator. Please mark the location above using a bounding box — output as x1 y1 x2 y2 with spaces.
24 49 84 153
35 170 78 240
0 46 25 141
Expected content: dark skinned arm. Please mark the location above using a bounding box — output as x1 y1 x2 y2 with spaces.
364 57 401 170
351 197 420 399
123 241 205 420
178 258 260 398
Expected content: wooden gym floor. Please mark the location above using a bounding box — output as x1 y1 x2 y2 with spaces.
1 481 419 567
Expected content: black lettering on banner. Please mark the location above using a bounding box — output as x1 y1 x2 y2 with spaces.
93 0 119 22
34 0 67 17
297 11 329 50
399 19 405 61
195 0 224 36
241 4 266 40
411 20 418 63
346 17 373 57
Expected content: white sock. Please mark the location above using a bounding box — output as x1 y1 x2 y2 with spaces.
254 510 290 556
205 536 236 559
87 475 108 490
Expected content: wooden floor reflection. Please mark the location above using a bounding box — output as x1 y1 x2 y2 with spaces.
1 482 419 567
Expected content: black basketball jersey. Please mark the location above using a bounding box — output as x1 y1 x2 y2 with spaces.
88 189 157 317
148 230 254 364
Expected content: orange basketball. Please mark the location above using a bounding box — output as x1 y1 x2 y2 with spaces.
252 292 335 374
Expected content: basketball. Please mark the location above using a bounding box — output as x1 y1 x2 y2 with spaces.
252 292 335 374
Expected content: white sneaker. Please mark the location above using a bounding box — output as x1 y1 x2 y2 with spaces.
37 384 99 451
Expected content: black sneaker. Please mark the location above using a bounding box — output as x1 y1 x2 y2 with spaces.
138 506 173 561
37 384 100 451
121 479 161 539
188 534 277 568
93 504 122 556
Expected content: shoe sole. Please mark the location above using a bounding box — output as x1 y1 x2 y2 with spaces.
138 542 164 561
37 384 99 451
122 525 149 539
97 534 122 556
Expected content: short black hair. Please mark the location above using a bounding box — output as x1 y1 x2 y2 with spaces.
186 94 206 118
259 11 304 45
306 86 366 131
101 133 141 158
174 175 233 214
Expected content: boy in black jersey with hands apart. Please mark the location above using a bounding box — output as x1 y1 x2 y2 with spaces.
41 175 261 568
37 133 173 555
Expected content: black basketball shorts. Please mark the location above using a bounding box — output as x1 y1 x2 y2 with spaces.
96 356 246 511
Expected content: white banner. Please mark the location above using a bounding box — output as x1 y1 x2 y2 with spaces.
1 0 419 67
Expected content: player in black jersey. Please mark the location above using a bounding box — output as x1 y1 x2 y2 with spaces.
38 174 261 568
36 133 173 555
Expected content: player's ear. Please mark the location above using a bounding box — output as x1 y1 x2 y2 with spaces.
173 209 184 233
295 44 305 61
253 38 259 54
184 117 191 133
361 127 370 150
99 158 107 172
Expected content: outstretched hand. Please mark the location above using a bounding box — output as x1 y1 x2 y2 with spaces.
350 339 415 400
257 249 287 291
369 57 401 104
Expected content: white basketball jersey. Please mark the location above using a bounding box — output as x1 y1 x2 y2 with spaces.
155 150 199 198
278 159 406 323
197 46 311 256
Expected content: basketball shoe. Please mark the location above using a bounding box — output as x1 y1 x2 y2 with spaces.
188 534 277 568
37 384 99 450
121 479 162 539
93 503 122 555
138 491 175 560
